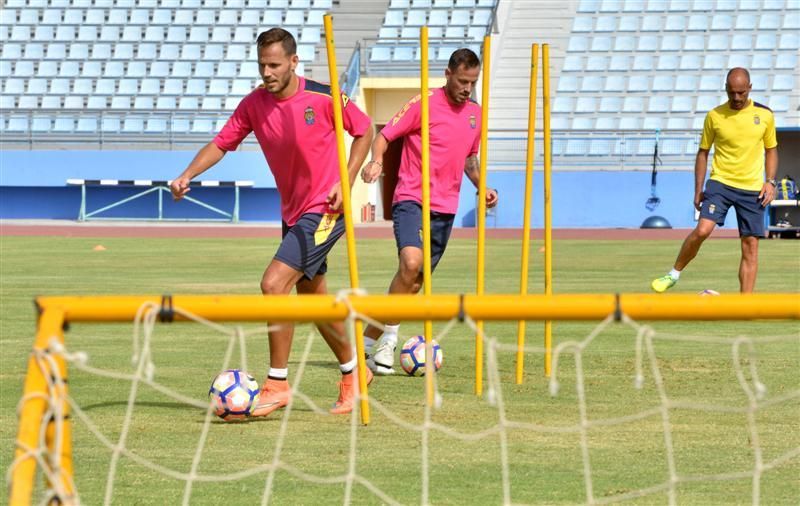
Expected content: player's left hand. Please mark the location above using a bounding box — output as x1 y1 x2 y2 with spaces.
486 188 499 209
326 182 344 211
758 182 775 207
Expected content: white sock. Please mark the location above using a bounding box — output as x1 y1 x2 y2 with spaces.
382 325 400 345
268 367 288 380
669 268 681 280
339 356 357 374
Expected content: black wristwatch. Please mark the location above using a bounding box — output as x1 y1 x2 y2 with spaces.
766 178 777 187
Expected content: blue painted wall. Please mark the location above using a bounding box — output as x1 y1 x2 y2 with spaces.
1 150 734 228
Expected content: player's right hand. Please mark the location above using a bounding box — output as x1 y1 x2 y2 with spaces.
170 177 191 201
361 160 382 184
693 191 704 211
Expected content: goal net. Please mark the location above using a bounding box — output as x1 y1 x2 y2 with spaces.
8 293 799 505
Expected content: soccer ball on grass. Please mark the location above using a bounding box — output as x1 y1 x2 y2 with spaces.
208 369 260 421
399 335 443 376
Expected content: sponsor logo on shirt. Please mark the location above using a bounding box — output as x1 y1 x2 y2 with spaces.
391 91 435 126
753 115 760 125
469 115 477 129
304 106 315 125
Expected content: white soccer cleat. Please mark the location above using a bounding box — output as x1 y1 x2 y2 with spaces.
366 338 396 375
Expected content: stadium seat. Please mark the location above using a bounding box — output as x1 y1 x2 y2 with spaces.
557 75 578 92
31 118 52 132
585 56 606 71
652 75 673 91
750 74 767 91
637 36 658 51
572 118 593 130
599 96 621 112
3 43 22 59
114 44 135 60
632 55 653 71
590 36 611 51
671 96 692 113
428 10 448 26
775 53 797 69
370 46 391 61
568 36 589 52
78 26 97 42
202 97 222 110
604 75 624 91
76 117 97 132
595 16 616 32
450 10 470 25
728 53 749 69
755 33 777 50
572 17 593 32
552 97 573 113
641 16 661 31
393 46 414 61
735 14 757 29
595 117 617 130
156 96 177 109
758 13 780 29
619 117 641 130
679 54 701 70
696 95 719 111
772 74 793 91
163 79 183 95
617 16 637 31
703 54 725 70
768 95 789 112
18 96 38 109
581 76 602 92
623 96 644 112
779 33 799 50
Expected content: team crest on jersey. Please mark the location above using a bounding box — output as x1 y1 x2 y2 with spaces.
469 115 477 129
753 115 760 125
304 106 315 125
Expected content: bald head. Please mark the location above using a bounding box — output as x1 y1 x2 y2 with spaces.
725 67 752 110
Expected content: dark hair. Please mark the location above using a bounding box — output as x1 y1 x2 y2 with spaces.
448 48 480 71
256 28 297 56
726 67 750 85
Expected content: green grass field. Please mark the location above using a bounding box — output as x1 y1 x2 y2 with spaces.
1 234 798 505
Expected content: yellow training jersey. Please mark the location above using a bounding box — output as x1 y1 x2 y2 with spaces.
699 100 778 192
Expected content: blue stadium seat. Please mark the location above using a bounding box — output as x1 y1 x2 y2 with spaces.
18 96 38 109
661 35 681 51
557 75 578 92
552 97 573 113
393 46 414 60
617 16 637 31
370 46 391 62
3 43 22 59
750 54 771 69
671 96 692 113
707 34 728 50
39 95 64 109
774 53 796 69
590 36 611 51
599 96 620 112
755 33 776 50
758 13 780 29
3 79 23 95
76 118 97 132
568 36 589 52
713 0 736 10
751 74 767 91
572 118 594 130
619 117 641 130
581 76 602 92
114 44 135 59
63 95 85 109
779 33 798 50
768 95 789 112
122 117 143 132
632 55 653 70
664 14 685 30
129 9 149 24
637 36 658 51
627 76 648 92
72 78 92 94
703 54 725 70
679 54 701 70
595 15 616 31
50 78 70 94
78 26 97 42
710 14 732 30
604 75 624 91
652 75 673 91
696 95 719 111
450 10 470 25
735 14 757 29
384 10 404 26
606 49 633 72
107 9 126 24
195 62 214 77
572 17 592 32
156 96 177 109
31 118 52 132
698 75 720 91
202 97 222 110
219 10 239 25
731 34 752 51
614 36 635 51
595 117 617 130
674 75 696 91
585 56 606 71
428 10 448 26
727 53 749 69
111 96 131 109
772 74 793 91
640 16 661 31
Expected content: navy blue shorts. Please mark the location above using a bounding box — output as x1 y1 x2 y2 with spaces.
274 213 345 280
700 179 765 237
392 200 455 272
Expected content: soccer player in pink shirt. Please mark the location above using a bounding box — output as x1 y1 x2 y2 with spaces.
170 28 374 414
360 48 498 375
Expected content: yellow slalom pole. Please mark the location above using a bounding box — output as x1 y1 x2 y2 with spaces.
474 35 491 396
420 26 435 407
515 43 538 385
323 14 369 425
10 308 74 506
542 44 553 377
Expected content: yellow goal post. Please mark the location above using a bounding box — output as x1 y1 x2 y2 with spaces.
10 293 799 505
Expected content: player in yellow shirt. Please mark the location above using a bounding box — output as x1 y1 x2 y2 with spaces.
651 68 779 293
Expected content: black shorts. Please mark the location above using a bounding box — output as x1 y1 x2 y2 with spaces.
392 200 455 272
700 179 765 237
274 213 345 280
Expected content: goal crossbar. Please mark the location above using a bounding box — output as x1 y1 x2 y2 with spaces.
34 293 800 323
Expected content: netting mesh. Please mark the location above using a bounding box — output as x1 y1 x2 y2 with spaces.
9 299 800 505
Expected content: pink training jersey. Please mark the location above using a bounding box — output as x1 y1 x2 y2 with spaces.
213 77 371 226
381 87 481 215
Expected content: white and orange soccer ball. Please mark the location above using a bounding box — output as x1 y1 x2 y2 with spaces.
399 335 443 376
208 369 260 421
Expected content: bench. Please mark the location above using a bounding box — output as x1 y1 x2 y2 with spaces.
66 179 254 222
